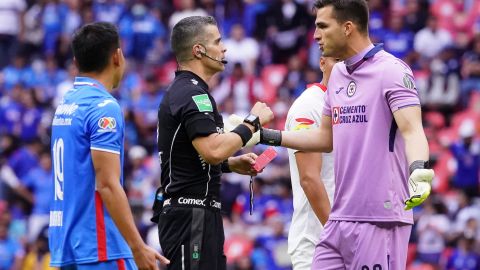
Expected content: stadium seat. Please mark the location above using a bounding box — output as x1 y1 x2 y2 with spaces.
260 64 288 104
424 111 446 129
432 150 454 194
468 91 480 114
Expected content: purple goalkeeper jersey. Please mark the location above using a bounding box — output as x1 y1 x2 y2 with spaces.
322 44 420 224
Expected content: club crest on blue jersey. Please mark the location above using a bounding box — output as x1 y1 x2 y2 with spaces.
98 117 117 131
347 81 356 97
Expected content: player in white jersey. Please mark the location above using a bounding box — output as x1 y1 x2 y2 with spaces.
285 57 337 270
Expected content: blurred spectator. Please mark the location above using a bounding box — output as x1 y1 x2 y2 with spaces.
425 46 460 106
2 53 36 92
0 1 478 268
0 0 27 69
251 216 290 270
21 226 56 270
445 234 480 270
257 0 310 64
22 1 46 59
132 73 164 148
168 0 208 30
415 196 451 267
224 24 260 75
460 34 480 108
277 55 306 99
430 0 473 46
232 177 280 232
53 60 77 107
0 134 30 203
212 62 262 116
126 145 152 208
18 89 43 142
0 211 24 270
42 0 65 55
0 84 23 136
7 138 42 180
62 0 81 38
452 193 480 242
34 55 68 103
22 150 52 243
414 15 453 61
383 13 414 60
449 120 480 198
119 4 166 61
367 0 387 43
403 0 429 33
93 0 125 24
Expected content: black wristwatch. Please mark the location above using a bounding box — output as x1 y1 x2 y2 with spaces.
243 114 261 132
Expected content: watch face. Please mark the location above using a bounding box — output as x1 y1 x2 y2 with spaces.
246 115 256 122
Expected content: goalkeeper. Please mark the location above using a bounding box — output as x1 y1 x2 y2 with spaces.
256 1 434 269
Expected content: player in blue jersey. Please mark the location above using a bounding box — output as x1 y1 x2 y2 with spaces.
49 22 169 270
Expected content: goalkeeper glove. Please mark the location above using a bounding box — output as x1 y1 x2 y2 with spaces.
404 163 434 210
226 114 260 147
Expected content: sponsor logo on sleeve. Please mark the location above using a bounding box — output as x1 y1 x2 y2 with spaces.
402 73 416 90
293 117 315 130
97 117 117 132
192 94 213 112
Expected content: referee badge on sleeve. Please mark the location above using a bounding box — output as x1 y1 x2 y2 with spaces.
192 94 213 112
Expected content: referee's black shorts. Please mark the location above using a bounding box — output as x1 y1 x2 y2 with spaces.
158 205 226 270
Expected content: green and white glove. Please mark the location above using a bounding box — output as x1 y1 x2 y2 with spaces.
225 114 260 147
404 167 434 210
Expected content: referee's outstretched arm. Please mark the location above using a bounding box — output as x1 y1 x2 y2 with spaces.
192 102 273 165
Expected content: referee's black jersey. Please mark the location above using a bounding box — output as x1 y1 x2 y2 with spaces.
157 70 224 198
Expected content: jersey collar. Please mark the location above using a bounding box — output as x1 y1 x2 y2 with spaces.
175 70 209 90
73 77 108 92
307 83 327 92
345 43 384 74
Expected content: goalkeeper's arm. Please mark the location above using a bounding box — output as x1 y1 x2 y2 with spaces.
393 106 434 210
258 114 334 153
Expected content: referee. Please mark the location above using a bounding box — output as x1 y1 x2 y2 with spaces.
154 16 273 270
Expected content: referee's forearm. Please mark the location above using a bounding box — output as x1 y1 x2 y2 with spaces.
203 132 244 165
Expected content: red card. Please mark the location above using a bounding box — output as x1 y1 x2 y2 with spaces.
253 147 278 171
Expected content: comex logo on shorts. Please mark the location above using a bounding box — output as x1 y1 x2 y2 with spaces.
178 197 207 206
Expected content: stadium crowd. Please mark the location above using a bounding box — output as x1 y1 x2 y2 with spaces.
0 0 479 269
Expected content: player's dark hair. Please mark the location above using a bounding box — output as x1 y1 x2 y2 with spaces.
72 22 120 73
313 0 369 34
171 16 218 63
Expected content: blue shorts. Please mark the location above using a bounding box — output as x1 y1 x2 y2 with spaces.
60 258 137 270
